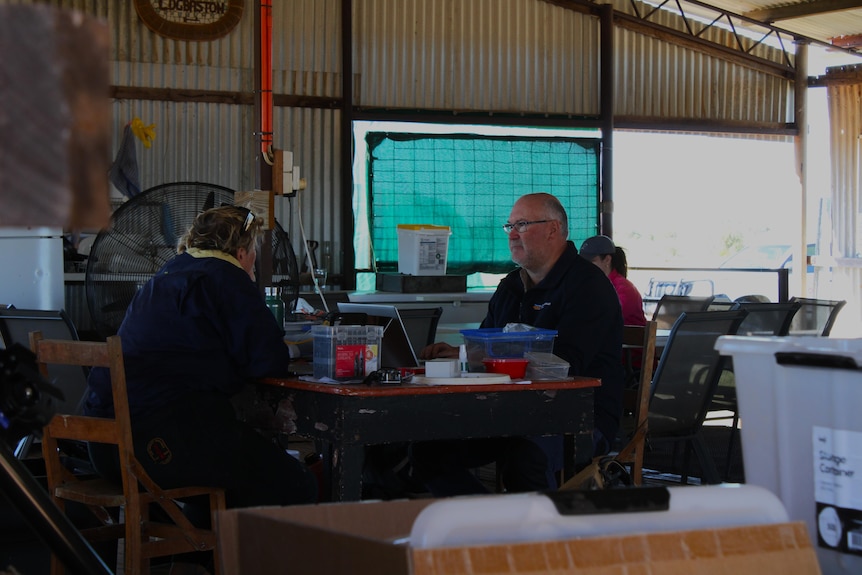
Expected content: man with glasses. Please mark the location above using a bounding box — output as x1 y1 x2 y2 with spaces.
414 193 624 494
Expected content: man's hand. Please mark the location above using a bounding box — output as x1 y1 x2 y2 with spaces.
419 341 459 360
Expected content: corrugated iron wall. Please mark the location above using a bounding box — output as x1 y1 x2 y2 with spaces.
611 0 792 124
352 0 601 115
274 0 342 99
272 106 343 280
109 0 257 192
825 80 862 334
271 0 343 278
110 99 255 193
614 29 791 123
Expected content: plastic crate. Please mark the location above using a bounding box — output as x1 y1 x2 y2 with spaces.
715 335 862 575
312 325 383 380
460 328 557 373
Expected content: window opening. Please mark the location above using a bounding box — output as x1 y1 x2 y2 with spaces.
353 122 600 289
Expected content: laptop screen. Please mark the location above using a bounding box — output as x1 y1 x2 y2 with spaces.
336 303 420 368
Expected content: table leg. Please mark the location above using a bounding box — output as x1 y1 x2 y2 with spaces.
332 443 365 502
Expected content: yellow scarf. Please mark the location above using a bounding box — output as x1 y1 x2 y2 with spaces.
185 248 244 271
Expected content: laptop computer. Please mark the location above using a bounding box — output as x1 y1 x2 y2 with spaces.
336 303 421 368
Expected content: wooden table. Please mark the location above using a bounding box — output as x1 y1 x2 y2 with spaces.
242 377 599 502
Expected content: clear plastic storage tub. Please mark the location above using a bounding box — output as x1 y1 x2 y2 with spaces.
460 327 557 373
312 325 384 380
715 335 862 575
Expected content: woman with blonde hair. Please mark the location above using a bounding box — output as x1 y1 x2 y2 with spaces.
85 205 317 523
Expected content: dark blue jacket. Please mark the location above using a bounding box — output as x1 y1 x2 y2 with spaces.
84 252 291 418
482 241 625 444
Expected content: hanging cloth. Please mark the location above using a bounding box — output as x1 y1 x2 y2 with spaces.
108 123 141 198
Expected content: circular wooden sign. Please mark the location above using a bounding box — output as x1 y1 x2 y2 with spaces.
134 0 244 41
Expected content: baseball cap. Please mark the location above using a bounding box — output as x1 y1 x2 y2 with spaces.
579 235 616 258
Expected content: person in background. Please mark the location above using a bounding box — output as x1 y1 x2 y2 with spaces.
413 193 624 495
84 206 317 522
579 235 646 327
581 235 649 446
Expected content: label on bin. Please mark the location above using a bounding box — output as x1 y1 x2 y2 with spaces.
813 426 862 556
334 344 379 378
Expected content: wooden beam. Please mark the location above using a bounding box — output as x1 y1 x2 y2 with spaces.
831 34 862 48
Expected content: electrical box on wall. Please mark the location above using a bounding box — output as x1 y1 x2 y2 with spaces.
272 148 305 197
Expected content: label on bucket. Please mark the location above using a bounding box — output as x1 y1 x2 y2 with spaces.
813 426 862 556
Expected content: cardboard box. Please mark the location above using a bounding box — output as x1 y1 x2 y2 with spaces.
217 496 822 575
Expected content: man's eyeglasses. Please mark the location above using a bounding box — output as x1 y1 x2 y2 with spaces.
502 220 552 234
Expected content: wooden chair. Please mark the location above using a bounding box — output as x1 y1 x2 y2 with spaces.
616 321 658 485
559 321 658 491
32 331 226 575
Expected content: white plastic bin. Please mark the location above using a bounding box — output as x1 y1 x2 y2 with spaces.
715 335 862 575
397 224 451 276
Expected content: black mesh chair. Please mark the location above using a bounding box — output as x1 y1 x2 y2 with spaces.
651 295 716 330
787 297 847 336
733 301 801 336
646 310 747 484
706 299 735 311
708 301 802 479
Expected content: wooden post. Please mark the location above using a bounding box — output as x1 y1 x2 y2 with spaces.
0 5 111 229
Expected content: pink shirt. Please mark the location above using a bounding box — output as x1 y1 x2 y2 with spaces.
609 269 646 327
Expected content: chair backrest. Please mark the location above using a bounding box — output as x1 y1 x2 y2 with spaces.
734 301 801 336
397 306 444 352
30 332 132 454
651 295 716 330
706 300 735 311
618 321 658 486
648 310 747 438
0 309 86 415
788 297 847 336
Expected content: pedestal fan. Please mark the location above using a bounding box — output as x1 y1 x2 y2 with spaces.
85 182 300 338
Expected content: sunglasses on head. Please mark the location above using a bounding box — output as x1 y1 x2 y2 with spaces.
239 208 255 233
221 204 255 234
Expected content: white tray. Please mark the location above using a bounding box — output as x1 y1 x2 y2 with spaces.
411 373 512 385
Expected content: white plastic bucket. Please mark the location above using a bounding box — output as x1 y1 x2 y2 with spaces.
397 224 450 276
715 335 862 575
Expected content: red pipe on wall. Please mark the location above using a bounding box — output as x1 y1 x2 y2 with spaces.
260 0 273 158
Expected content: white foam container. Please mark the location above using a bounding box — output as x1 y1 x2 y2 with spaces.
410 484 789 549
397 224 451 276
715 335 862 575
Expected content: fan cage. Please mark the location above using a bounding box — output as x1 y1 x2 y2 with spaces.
86 183 300 338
